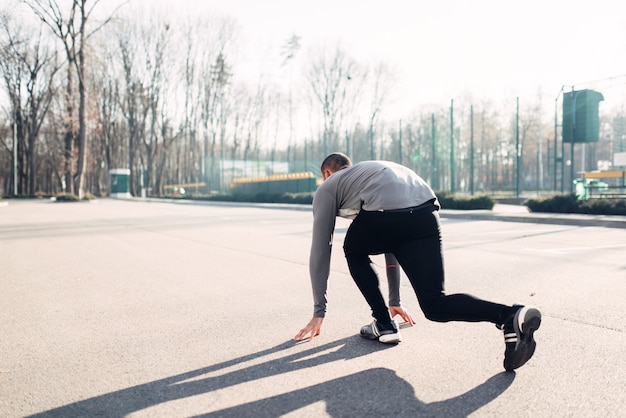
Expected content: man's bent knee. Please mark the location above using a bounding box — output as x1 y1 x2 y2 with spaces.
419 296 451 322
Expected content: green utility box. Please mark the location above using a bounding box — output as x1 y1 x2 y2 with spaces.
109 168 131 198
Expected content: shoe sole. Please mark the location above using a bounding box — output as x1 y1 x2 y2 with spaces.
379 333 402 344
505 307 542 371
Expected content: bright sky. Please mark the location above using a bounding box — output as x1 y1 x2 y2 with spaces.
7 0 625 115
155 0 626 114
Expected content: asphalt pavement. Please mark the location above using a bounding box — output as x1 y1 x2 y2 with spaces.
1 198 625 417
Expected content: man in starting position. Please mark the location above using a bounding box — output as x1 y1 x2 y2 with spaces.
294 152 541 372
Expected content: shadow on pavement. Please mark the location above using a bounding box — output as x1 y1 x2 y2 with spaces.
196 369 514 417
28 337 514 417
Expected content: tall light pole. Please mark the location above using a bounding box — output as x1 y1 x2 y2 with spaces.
515 97 520 198
13 109 18 196
398 119 403 165
553 85 568 192
569 89 578 193
450 99 455 193
470 105 475 195
431 113 438 190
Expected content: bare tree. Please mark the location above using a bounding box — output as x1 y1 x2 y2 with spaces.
0 13 26 196
22 0 123 198
139 21 173 195
115 11 176 196
0 12 60 195
306 44 364 157
89 45 125 195
200 52 232 190
365 62 395 160
117 29 146 196
281 34 301 168
177 14 237 190
241 81 267 174
179 20 202 185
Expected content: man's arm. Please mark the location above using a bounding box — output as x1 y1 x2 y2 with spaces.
308 189 338 318
385 253 416 326
385 252 401 306
294 188 337 341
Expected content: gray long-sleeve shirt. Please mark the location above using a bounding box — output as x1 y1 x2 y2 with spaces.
309 160 438 317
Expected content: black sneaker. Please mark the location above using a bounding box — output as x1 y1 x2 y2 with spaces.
499 305 542 371
360 320 402 344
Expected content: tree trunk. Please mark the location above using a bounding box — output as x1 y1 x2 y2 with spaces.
64 65 75 195
74 3 88 199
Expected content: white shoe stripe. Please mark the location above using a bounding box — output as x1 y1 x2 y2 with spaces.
517 306 530 331
371 321 380 337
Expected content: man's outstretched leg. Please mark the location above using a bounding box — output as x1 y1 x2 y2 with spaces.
392 209 542 371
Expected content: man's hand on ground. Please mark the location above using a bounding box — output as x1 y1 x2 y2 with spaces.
294 317 324 341
390 305 416 326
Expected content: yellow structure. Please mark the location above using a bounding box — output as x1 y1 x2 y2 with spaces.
231 172 317 194
582 170 626 180
231 172 315 184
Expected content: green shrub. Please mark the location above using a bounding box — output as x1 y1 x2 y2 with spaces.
436 191 495 210
54 193 80 202
233 192 314 204
524 193 579 213
579 198 626 216
185 192 314 205
277 192 314 204
524 193 626 215
54 192 96 202
186 191 496 209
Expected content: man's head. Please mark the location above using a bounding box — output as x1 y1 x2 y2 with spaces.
320 152 352 180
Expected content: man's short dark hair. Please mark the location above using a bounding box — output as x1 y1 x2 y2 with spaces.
321 152 352 172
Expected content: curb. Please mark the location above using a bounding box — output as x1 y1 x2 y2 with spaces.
131 198 626 229
438 210 626 229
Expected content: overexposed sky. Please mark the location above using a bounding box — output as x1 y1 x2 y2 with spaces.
155 0 626 112
6 0 625 114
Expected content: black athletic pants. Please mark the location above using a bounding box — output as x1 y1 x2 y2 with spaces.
343 204 511 330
